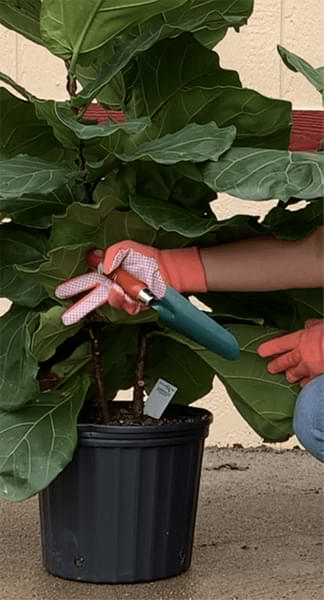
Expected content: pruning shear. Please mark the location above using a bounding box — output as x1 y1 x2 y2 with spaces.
87 250 240 361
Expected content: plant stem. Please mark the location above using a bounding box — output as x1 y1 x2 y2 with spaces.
65 62 78 99
133 328 148 419
88 318 110 424
65 60 108 424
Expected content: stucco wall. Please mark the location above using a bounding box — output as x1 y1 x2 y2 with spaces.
0 1 323 447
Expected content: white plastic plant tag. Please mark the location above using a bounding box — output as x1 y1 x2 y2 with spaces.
144 378 178 419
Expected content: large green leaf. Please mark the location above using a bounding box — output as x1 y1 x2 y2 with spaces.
46 104 150 168
76 45 131 109
0 306 39 411
127 33 291 149
154 87 291 149
130 195 263 238
0 374 89 501
203 148 324 201
72 35 146 108
197 324 299 442
72 0 253 108
50 198 118 248
278 45 324 103
0 223 47 307
130 34 241 118
52 343 91 382
0 0 42 45
2 183 82 229
40 0 186 69
0 88 69 161
117 122 236 165
0 156 79 199
194 292 264 325
166 324 299 442
170 0 254 44
100 326 139 400
19 245 90 298
146 334 215 405
49 176 153 250
94 209 157 248
54 104 149 142
199 290 301 331
31 306 82 363
132 161 216 215
36 100 150 155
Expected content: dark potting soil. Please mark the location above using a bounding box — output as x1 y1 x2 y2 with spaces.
78 400 209 427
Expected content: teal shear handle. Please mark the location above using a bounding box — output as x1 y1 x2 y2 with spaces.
111 268 240 361
154 288 240 361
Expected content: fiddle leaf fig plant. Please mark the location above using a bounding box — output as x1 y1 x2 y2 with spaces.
0 0 323 501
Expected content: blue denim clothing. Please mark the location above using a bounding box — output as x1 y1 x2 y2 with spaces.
293 375 324 463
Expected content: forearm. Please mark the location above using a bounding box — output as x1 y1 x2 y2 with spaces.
200 227 324 292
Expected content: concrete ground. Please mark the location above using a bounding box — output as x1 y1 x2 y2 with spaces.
0 447 323 600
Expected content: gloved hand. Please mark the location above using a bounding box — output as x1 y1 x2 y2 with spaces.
101 240 207 314
257 319 324 386
55 241 207 324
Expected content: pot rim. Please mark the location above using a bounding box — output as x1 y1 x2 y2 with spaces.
77 403 213 444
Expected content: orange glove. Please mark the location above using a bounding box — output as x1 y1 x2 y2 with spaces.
257 319 324 386
94 240 208 315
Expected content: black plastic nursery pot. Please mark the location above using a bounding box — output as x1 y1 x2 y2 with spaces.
39 404 213 584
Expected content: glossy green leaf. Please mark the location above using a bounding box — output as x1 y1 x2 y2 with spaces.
154 87 291 149
199 290 301 331
0 374 90 501
194 292 264 325
49 175 150 249
72 0 253 108
76 48 129 109
42 103 150 168
118 123 236 165
19 245 89 297
278 45 324 102
0 0 42 45
203 148 324 201
198 325 299 442
52 343 91 381
0 223 47 307
130 195 263 238
100 326 139 399
94 209 157 248
72 37 144 108
0 88 68 161
131 34 241 118
128 34 291 149
31 306 81 362
3 183 82 229
49 195 120 248
166 324 299 442
0 156 79 199
49 170 127 248
56 104 149 142
132 161 215 215
40 0 186 68
0 305 39 411
146 334 214 405
37 100 150 151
